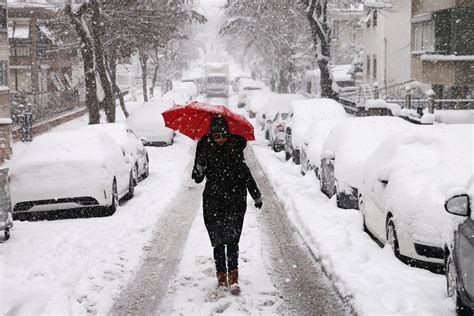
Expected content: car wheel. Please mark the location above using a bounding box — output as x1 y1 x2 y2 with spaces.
285 150 291 161
2 228 10 241
104 179 118 216
124 171 135 200
386 218 400 257
265 130 269 140
446 253 471 314
133 164 139 186
300 165 306 176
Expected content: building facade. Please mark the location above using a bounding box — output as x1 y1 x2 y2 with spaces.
410 0 473 102
361 0 412 87
8 4 84 124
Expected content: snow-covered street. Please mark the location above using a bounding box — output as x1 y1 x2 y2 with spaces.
1 100 457 314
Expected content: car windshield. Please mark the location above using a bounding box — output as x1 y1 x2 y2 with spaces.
207 77 226 84
281 113 289 120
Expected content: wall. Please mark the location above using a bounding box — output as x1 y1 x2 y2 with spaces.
362 0 411 86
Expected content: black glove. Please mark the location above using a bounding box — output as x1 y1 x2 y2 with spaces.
254 197 263 209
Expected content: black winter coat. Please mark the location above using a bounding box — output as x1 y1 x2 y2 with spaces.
192 134 261 246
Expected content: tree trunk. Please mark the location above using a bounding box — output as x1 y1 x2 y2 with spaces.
139 52 149 102
90 0 116 123
107 58 129 118
279 68 289 93
150 63 159 98
65 4 100 124
305 0 337 100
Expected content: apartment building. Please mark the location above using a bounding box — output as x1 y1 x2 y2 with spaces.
361 0 412 87
410 0 473 101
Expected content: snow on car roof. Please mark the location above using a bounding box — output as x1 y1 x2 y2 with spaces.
288 98 347 149
246 91 275 113
264 93 306 117
323 116 412 189
238 78 265 90
12 130 121 168
81 123 136 152
127 99 174 132
361 124 474 244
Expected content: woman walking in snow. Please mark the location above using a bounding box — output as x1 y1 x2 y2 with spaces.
192 114 262 295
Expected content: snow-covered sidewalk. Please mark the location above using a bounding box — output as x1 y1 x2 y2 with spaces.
250 140 455 315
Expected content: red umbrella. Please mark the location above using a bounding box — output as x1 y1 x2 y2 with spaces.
162 101 255 141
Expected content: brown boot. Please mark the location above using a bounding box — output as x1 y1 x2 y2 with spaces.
228 269 240 295
216 272 228 288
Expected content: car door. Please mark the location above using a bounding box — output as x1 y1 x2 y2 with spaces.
364 177 390 240
455 215 474 302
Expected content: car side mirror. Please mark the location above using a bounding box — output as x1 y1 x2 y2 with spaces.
322 150 335 160
262 114 266 119
445 194 471 217
376 169 389 185
267 119 272 124
139 137 147 145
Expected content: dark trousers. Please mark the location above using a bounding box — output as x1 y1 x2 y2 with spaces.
214 242 239 273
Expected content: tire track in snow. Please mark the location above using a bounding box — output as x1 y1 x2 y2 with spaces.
246 146 351 315
110 160 201 315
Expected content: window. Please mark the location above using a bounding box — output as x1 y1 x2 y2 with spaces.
412 21 434 52
0 6 6 30
0 61 7 86
372 54 377 80
12 45 30 57
366 55 371 80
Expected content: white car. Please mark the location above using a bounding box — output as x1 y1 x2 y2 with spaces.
82 123 150 183
246 90 275 121
236 78 266 108
173 81 198 101
360 124 474 268
127 99 175 146
162 90 188 106
320 116 412 209
284 98 347 164
10 130 134 219
263 93 306 151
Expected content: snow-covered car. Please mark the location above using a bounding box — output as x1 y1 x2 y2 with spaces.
232 75 251 93
246 90 274 121
10 130 134 219
162 90 188 106
300 117 345 177
236 78 266 108
82 123 150 183
320 116 411 209
173 81 198 101
263 93 305 151
284 98 347 164
444 185 474 313
127 99 175 146
359 124 473 271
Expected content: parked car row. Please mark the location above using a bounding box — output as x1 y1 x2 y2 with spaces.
256 94 473 313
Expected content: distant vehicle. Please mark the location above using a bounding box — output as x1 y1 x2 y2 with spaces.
232 75 252 92
359 125 472 273
10 130 134 219
320 116 411 209
263 93 306 151
205 63 229 97
173 81 198 102
127 99 175 147
246 90 274 121
284 98 347 164
236 78 266 108
444 188 474 313
82 123 149 184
